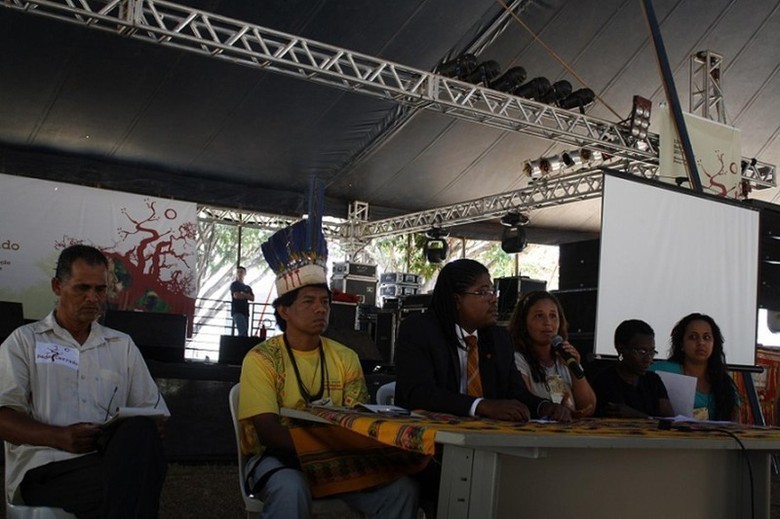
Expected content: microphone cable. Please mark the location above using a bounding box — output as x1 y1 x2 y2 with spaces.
709 427 754 519
659 421 754 519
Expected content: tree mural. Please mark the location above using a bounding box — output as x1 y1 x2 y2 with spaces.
55 199 197 317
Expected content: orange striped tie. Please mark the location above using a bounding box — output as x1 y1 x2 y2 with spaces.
465 335 483 397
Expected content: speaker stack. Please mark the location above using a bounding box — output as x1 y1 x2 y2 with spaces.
757 203 780 311
495 276 546 322
330 262 378 307
554 239 600 362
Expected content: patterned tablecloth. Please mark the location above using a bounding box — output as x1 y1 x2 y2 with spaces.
288 406 780 497
297 406 780 452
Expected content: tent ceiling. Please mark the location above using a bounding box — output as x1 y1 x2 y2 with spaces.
1 0 778 244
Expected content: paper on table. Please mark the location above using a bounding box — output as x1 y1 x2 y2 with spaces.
655 370 696 418
101 407 166 428
357 404 422 417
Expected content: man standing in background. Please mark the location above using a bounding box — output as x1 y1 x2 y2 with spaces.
231 266 254 336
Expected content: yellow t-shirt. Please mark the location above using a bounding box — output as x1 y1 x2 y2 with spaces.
238 334 369 456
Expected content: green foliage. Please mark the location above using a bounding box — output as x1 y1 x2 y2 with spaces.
364 234 557 289
196 222 272 300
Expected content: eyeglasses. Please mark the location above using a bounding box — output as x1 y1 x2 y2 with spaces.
461 288 499 298
100 386 161 422
102 386 119 422
627 348 657 358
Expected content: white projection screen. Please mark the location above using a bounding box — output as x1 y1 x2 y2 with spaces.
595 174 759 367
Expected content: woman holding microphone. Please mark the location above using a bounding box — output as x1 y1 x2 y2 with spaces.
508 291 596 417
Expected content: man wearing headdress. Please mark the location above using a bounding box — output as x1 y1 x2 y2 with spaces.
237 220 419 518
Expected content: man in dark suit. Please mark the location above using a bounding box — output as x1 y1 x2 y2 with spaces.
395 258 570 422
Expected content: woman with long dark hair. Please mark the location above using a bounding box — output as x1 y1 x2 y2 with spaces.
508 291 596 417
651 313 739 421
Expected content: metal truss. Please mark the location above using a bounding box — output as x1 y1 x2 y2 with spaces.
4 0 776 239
197 206 343 237
358 169 607 240
690 50 727 125
742 160 776 189
5 0 659 164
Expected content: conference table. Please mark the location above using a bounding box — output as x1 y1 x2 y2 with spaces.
282 407 780 519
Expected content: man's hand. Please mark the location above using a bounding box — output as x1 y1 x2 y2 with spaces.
476 399 530 422
56 423 101 453
539 402 572 422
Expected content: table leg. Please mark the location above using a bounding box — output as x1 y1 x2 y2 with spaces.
438 445 500 518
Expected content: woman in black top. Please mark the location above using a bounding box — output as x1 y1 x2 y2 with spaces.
592 319 674 418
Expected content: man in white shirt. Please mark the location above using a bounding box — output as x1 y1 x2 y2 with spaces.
0 244 169 518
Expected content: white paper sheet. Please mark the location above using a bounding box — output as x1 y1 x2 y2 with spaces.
655 371 696 418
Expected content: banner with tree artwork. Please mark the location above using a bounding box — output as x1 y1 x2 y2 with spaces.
0 173 197 325
658 105 742 198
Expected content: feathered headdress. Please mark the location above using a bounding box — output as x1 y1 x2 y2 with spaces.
261 181 328 296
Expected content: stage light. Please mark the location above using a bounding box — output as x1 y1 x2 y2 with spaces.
627 95 652 140
424 228 449 264
524 159 543 179
499 212 529 254
524 155 563 179
562 150 583 168
539 156 562 174
579 148 603 163
500 212 529 227
516 77 552 101
558 88 595 113
540 80 573 105
741 158 757 175
437 53 478 80
462 60 501 86
489 66 527 94
502 226 528 254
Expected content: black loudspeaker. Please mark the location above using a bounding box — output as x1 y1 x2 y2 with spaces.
759 207 780 310
219 335 260 365
103 310 187 363
495 277 547 321
501 227 527 253
0 301 24 343
330 302 358 331
551 288 597 334
558 239 600 290
374 311 397 363
399 293 432 318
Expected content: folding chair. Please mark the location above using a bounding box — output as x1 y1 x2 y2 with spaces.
375 381 396 405
228 383 355 518
4 442 76 519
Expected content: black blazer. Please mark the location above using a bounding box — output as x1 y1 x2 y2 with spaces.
394 311 546 417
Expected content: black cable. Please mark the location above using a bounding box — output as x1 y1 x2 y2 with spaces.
709 428 755 519
666 423 755 519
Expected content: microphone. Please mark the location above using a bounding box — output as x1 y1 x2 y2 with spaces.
551 335 585 379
